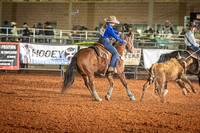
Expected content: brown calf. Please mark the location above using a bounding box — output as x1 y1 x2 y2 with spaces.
140 55 196 103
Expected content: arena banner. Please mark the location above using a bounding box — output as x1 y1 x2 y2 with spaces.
143 49 175 69
20 43 78 65
0 42 20 70
124 48 141 65
79 46 141 65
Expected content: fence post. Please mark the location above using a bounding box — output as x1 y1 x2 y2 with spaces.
61 65 64 77
85 31 88 40
33 28 35 43
60 30 62 44
134 66 138 79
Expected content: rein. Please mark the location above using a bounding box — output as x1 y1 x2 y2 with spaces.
114 33 133 51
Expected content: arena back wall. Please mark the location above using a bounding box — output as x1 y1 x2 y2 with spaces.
2 1 200 30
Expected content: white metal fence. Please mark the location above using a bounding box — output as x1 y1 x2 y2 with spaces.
0 26 186 78
0 27 99 44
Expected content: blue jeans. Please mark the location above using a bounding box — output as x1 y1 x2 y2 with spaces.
188 46 200 54
98 39 118 68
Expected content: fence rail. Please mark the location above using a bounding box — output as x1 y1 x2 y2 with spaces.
0 27 187 78
0 27 99 44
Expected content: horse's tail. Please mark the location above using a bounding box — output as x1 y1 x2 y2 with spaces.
61 57 77 94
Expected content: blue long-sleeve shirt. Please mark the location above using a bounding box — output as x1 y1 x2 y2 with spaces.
100 24 124 43
184 30 198 47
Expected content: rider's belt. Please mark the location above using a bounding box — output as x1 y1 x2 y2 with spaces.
100 38 109 40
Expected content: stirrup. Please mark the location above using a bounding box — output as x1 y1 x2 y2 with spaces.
108 67 114 72
108 67 117 73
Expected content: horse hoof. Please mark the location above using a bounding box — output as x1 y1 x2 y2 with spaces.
105 95 110 101
98 98 102 101
129 95 135 100
95 98 102 101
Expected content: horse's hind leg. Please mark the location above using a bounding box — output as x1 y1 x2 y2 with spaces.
117 72 135 100
105 73 114 100
82 75 102 101
82 76 92 94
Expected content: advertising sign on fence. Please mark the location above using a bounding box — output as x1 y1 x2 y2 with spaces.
0 42 20 70
124 48 141 65
20 43 78 65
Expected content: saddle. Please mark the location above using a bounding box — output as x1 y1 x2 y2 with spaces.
89 43 111 59
89 43 111 75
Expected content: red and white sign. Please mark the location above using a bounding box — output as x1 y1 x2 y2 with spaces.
0 42 20 70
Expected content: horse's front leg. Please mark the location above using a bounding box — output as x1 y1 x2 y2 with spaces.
116 72 135 100
105 73 114 100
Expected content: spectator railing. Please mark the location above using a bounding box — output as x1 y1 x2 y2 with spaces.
0 27 100 44
0 26 185 45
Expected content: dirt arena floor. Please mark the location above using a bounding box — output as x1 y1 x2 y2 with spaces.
0 71 200 132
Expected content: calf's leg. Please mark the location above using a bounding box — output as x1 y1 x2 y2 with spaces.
181 75 196 93
156 80 166 103
177 79 191 95
140 78 153 101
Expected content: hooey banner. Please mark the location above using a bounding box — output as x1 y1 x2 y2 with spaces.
20 43 78 65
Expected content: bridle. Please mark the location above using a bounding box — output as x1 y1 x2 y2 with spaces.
114 33 133 52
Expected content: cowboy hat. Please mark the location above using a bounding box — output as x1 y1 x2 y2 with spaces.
189 22 197 28
11 22 16 25
104 16 120 24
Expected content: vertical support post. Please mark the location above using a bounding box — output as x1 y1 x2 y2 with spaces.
60 30 62 44
68 0 72 30
148 0 154 28
85 31 87 40
0 0 2 26
61 65 64 77
33 28 35 43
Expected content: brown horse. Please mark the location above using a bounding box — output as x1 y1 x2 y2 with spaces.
61 33 135 101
